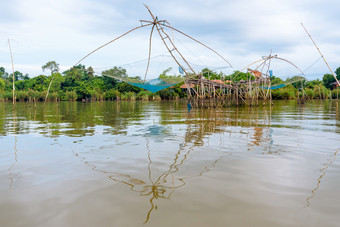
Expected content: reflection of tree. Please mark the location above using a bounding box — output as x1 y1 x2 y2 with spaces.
180 107 272 150
0 102 145 137
0 102 274 147
305 150 339 207
72 125 223 224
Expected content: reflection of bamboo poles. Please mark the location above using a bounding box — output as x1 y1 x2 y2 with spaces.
71 124 223 224
8 109 18 190
305 150 338 208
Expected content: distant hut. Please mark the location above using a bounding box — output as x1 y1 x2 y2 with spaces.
180 83 194 89
211 79 225 84
247 68 262 79
330 81 340 90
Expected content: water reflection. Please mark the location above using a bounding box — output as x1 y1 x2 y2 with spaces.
180 107 273 152
72 123 224 223
1 101 340 226
67 103 275 224
0 102 146 137
2 101 339 138
305 149 339 207
8 109 18 190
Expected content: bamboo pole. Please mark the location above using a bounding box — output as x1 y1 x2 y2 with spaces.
144 24 156 82
144 4 196 76
8 39 15 105
162 24 232 68
75 23 153 66
44 74 55 104
301 23 340 87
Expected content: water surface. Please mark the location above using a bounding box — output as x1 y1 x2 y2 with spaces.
0 100 339 226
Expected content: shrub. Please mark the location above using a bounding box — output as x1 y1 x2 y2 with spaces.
105 89 117 101
331 88 340 99
271 85 297 100
65 90 77 101
48 92 58 102
304 88 315 99
2 91 13 101
313 85 329 99
152 94 162 101
137 91 153 101
121 92 136 101
16 90 28 102
28 89 40 102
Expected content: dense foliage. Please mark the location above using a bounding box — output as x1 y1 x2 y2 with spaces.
0 62 339 102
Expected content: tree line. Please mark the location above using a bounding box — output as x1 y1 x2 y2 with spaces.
0 61 339 102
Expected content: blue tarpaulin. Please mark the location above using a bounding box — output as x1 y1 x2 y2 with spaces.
260 83 286 90
178 66 184 74
127 78 177 93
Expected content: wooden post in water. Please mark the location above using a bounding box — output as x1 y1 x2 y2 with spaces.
8 39 15 106
301 23 340 87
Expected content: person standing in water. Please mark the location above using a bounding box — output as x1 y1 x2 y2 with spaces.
187 102 192 113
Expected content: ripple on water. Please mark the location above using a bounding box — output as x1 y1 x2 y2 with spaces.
0 101 340 226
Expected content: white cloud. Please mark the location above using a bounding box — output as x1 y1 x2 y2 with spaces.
1 0 340 78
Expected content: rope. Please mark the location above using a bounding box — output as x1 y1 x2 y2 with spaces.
303 56 323 73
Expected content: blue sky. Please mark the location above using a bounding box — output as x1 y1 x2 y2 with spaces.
0 0 339 80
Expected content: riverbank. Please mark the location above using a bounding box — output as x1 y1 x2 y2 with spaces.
1 85 339 103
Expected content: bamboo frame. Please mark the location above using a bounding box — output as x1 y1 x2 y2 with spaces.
8 39 15 105
301 23 340 86
75 4 232 83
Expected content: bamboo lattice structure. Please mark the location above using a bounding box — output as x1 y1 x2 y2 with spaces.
75 5 308 108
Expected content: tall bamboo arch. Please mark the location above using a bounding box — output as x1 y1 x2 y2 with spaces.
233 54 306 81
75 4 232 82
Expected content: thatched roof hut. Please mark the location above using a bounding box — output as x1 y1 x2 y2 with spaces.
180 83 195 89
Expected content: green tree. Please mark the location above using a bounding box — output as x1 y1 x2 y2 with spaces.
42 61 61 102
42 61 59 74
76 81 91 98
0 67 9 80
14 80 27 90
270 76 283 85
335 67 340 79
227 71 253 81
101 66 126 89
49 73 64 92
0 78 5 91
305 79 322 88
26 75 48 92
87 67 94 78
116 82 142 93
286 76 305 89
8 71 24 82
201 68 223 80
0 67 6 78
62 65 85 89
323 73 335 89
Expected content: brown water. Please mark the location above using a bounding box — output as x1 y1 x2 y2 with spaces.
0 100 339 227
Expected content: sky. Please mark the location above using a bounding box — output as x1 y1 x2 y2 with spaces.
0 0 339 80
